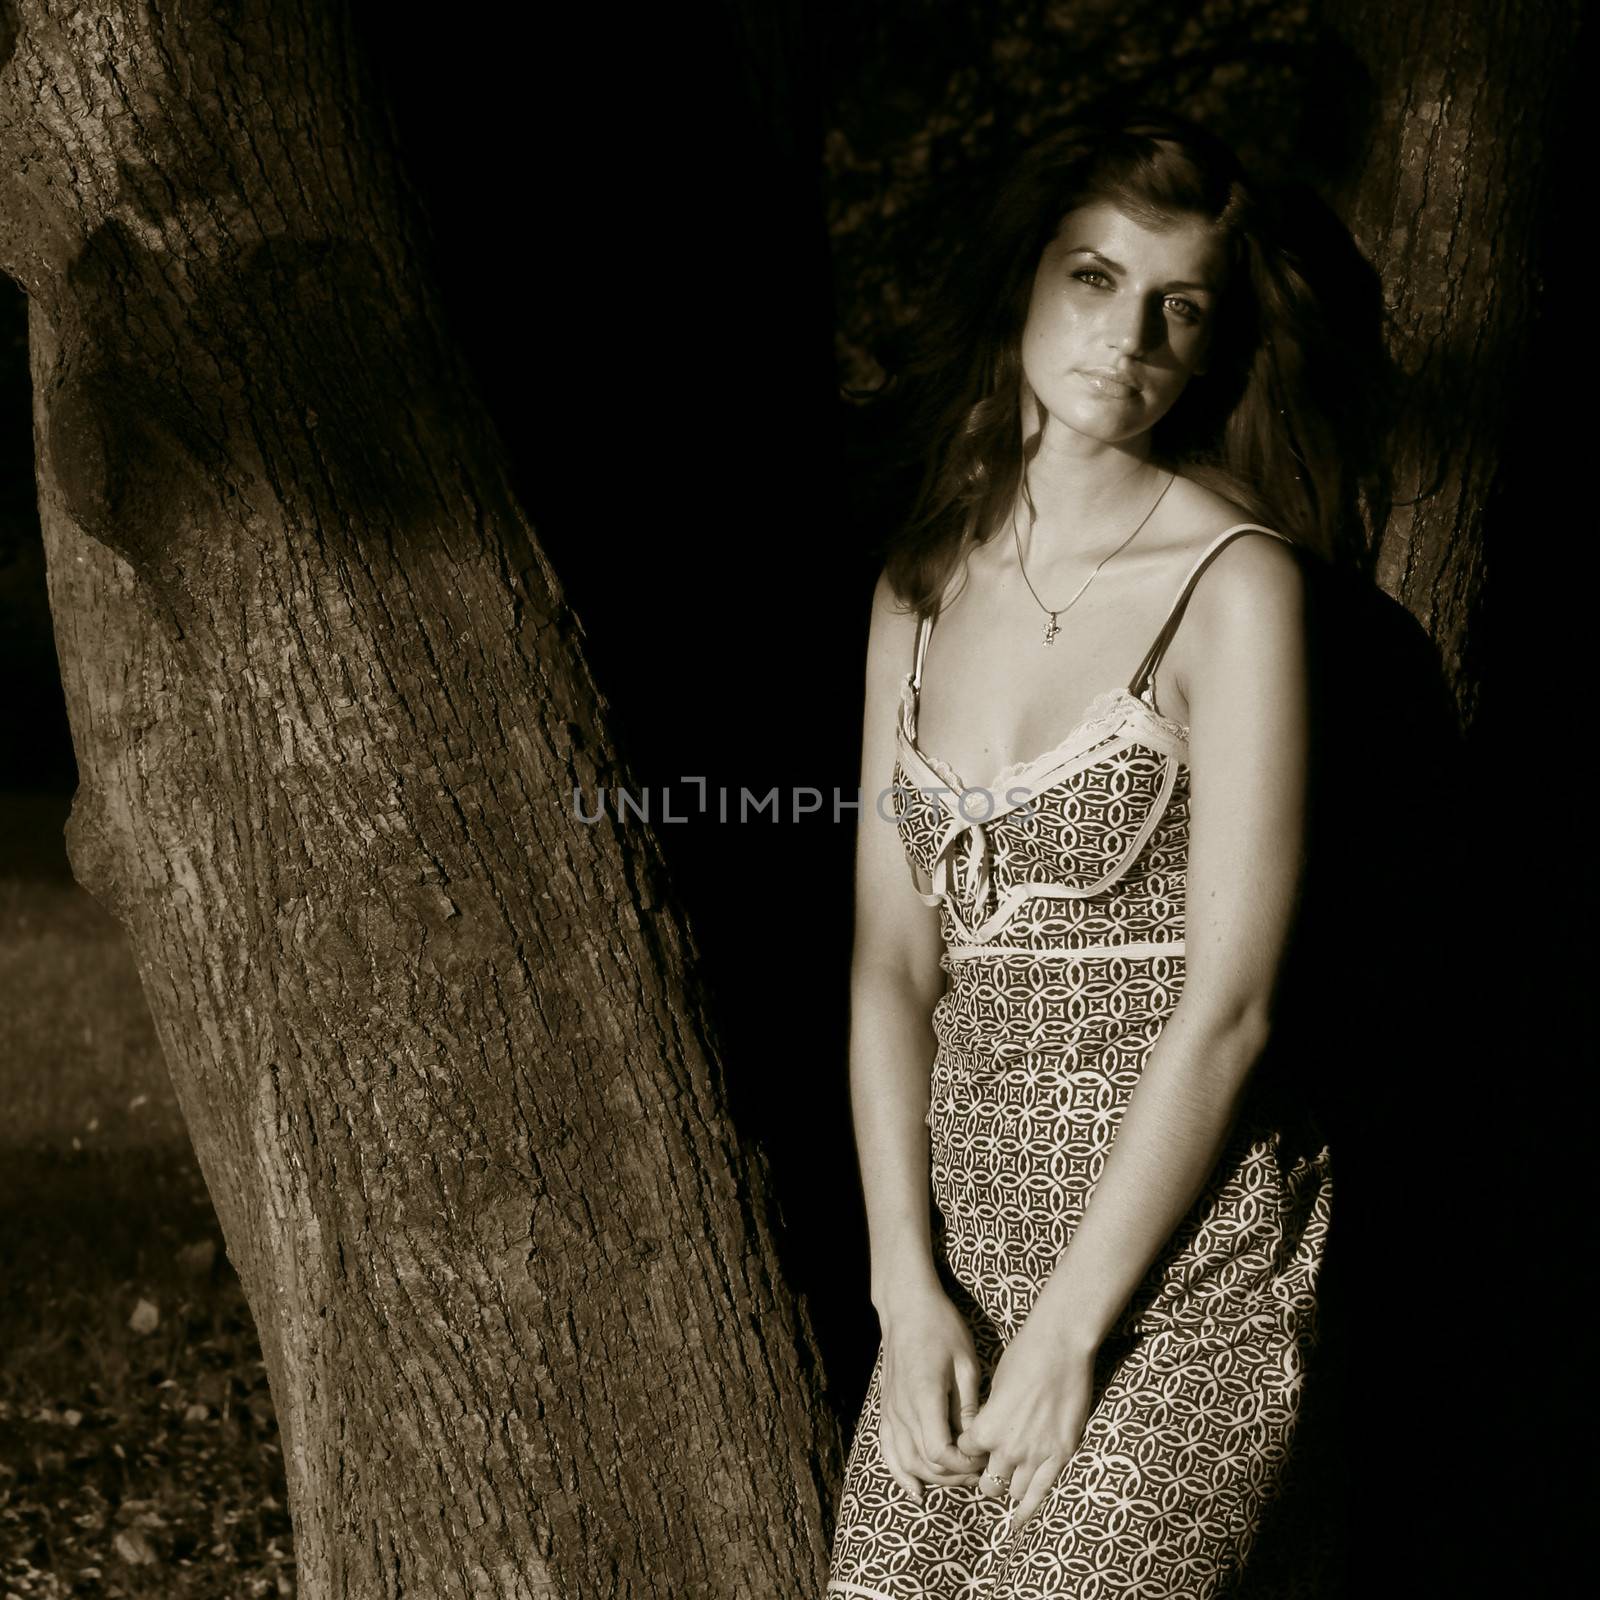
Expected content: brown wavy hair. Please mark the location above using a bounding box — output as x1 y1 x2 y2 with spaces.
866 109 1390 616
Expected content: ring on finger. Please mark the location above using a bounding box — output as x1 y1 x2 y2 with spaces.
978 1470 1008 1495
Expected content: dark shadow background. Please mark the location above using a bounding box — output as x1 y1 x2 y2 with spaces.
1 2 1586 1593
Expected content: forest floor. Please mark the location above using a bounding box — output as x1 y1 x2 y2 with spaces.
0 793 295 1599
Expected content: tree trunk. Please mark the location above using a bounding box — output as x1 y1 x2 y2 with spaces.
0 3 839 1595
1325 0 1580 728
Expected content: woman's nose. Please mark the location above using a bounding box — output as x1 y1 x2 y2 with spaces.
1106 295 1160 357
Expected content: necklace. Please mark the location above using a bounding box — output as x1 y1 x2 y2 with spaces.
1011 470 1175 645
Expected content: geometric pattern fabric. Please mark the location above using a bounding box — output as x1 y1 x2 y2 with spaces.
828 527 1332 1598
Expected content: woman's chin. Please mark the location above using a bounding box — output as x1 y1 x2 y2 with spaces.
1041 401 1156 449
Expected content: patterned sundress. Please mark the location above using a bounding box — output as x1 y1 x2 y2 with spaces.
827 524 1333 1599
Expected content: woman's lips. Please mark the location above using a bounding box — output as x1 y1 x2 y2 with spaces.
1075 368 1141 398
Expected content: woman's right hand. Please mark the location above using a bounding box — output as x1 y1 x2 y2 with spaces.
876 1279 986 1502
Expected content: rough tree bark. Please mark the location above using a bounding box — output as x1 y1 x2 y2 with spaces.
0 2 839 1596
1325 0 1580 728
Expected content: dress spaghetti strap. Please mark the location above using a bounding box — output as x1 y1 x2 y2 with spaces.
1127 523 1295 706
911 610 934 693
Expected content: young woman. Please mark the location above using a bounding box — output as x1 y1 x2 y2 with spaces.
827 113 1351 1598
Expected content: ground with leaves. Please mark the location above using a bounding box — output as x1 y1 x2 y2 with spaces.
0 808 294 1598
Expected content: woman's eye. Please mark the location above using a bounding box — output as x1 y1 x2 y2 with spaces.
1165 296 1203 323
1072 269 1111 287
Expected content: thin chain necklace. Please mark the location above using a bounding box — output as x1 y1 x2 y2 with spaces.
1012 470 1175 645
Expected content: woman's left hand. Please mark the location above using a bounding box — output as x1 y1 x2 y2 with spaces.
955 1317 1095 1533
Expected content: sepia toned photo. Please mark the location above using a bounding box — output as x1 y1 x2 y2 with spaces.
0 3 1581 1596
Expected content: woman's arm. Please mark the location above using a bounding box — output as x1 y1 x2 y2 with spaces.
850 569 984 1498
1031 533 1309 1347
957 533 1311 1523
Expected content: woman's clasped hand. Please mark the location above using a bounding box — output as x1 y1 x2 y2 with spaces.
956 1313 1095 1532
876 1280 1094 1533
876 1280 985 1502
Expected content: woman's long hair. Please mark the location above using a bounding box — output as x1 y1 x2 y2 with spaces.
867 110 1390 615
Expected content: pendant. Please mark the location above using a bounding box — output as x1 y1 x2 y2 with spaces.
1042 613 1060 646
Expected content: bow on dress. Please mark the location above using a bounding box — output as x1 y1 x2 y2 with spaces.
916 807 996 915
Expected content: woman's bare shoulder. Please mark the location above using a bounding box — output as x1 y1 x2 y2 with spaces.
1182 520 1304 637
866 565 921 678
1159 478 1303 693
870 564 906 616
868 552 972 640
869 565 918 634
1163 475 1297 582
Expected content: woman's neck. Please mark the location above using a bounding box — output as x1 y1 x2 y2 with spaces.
1013 425 1166 569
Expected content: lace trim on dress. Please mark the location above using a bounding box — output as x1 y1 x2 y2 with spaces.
1124 688 1190 745
986 689 1189 793
902 674 1190 799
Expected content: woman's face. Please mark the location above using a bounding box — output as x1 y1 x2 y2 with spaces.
1019 198 1229 447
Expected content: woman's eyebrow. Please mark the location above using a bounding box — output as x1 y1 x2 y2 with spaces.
1066 246 1215 294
